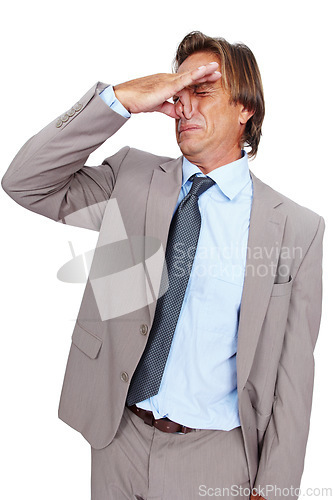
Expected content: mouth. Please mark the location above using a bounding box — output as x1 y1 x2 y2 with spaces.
178 125 201 134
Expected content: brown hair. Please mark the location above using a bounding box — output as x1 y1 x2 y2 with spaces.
174 31 265 158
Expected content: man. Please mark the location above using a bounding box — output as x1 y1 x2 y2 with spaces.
1 31 324 500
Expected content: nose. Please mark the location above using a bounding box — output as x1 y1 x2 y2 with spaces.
175 89 193 120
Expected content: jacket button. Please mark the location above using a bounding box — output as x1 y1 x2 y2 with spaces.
139 324 148 335
73 102 83 111
121 372 129 382
67 108 75 117
56 119 63 128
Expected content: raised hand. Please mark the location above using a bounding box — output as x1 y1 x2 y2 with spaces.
113 62 221 118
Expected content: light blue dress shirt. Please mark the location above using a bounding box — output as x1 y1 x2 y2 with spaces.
99 86 253 430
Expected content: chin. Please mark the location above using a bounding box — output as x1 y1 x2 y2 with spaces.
178 140 201 157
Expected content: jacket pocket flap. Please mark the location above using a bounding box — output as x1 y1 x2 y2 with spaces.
271 275 293 297
71 322 102 359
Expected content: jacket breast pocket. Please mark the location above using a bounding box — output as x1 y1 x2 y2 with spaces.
71 321 103 359
270 275 293 297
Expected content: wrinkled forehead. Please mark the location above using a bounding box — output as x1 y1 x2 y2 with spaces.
176 51 221 74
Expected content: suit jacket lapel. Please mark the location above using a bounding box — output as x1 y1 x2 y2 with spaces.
144 156 183 324
236 171 286 393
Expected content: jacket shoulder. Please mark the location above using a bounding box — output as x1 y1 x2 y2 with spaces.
103 146 174 171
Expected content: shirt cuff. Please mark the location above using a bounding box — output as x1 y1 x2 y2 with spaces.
99 85 131 119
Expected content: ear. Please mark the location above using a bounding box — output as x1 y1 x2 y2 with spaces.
239 105 255 125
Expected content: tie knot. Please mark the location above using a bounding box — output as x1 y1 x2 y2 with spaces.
188 174 215 197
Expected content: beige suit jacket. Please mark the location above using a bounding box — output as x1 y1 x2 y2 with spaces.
1 82 325 500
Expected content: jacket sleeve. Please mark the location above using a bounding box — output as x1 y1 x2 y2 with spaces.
253 215 325 500
1 82 130 231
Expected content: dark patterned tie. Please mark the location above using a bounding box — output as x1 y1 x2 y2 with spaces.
126 174 216 406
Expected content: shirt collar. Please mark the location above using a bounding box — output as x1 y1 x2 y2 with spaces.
182 150 251 200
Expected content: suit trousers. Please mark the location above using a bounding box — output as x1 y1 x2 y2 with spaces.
91 406 251 500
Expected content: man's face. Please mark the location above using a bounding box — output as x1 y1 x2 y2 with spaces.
174 51 248 169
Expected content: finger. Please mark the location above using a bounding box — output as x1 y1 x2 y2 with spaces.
154 101 178 119
191 62 220 80
192 72 222 84
174 63 221 93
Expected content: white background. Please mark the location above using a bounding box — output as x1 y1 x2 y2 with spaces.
0 0 332 498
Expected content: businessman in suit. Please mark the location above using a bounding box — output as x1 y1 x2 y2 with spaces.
1 31 324 500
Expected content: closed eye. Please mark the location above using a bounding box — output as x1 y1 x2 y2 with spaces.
172 90 209 102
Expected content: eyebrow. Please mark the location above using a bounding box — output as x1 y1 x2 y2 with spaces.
188 83 213 91
172 82 214 101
